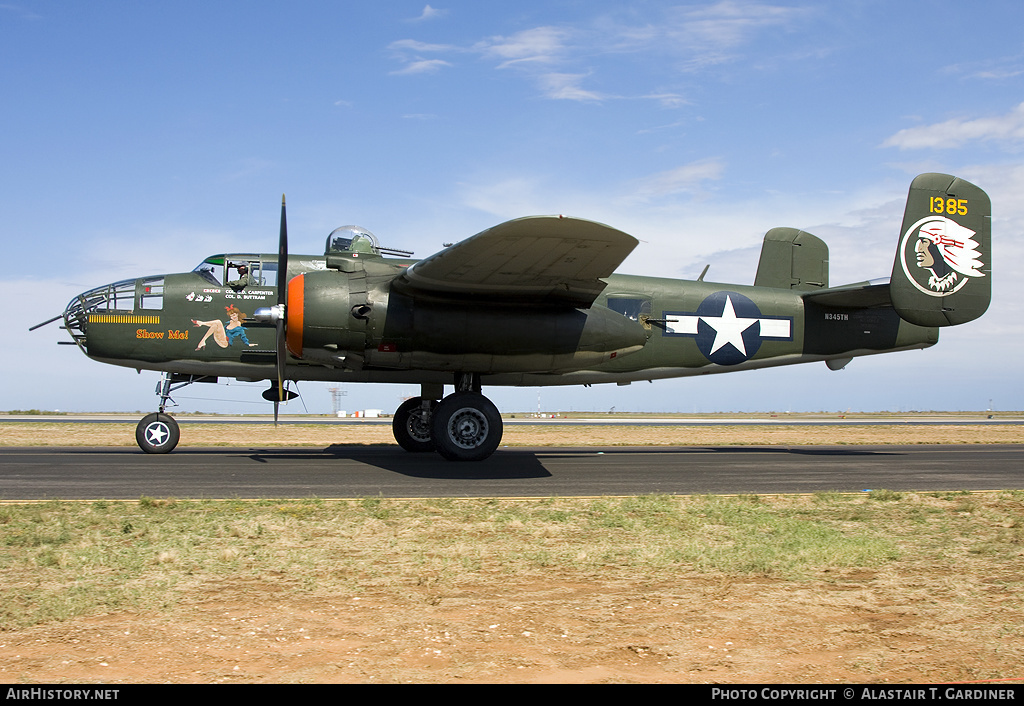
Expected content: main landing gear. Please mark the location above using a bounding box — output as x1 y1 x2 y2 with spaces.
392 374 504 462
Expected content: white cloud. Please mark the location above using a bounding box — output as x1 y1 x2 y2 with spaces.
410 5 447 22
625 159 726 202
387 3 807 101
476 26 570 68
390 58 453 76
537 73 605 102
669 0 802 49
883 102 1024 150
639 93 689 108
605 1 807 72
387 39 459 75
0 4 43 21
389 39 455 53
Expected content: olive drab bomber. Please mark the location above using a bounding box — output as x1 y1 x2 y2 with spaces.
36 174 991 461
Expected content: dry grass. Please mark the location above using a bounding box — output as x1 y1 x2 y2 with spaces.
1 492 1023 683
1 421 1022 447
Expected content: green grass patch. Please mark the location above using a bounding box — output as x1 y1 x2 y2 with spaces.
1 492 1022 630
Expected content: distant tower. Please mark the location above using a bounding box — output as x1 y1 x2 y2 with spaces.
327 386 347 415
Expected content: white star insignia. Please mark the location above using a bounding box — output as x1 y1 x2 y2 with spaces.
703 295 758 356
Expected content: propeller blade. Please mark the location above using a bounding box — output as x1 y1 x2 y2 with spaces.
275 195 288 426
278 194 288 308
275 320 286 421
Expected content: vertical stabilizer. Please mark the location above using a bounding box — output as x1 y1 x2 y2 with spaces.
754 227 829 291
890 173 991 327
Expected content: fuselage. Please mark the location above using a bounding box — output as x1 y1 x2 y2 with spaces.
64 250 938 389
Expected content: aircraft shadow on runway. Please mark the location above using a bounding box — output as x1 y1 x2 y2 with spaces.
242 445 555 480
222 443 903 480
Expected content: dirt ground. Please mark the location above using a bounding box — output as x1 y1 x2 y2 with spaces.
3 567 1023 684
2 421 1023 684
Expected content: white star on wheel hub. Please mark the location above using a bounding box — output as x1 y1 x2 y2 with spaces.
146 423 169 446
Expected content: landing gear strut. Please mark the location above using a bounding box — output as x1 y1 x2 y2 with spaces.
390 375 504 461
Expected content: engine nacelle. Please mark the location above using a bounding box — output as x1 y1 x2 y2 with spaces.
285 270 648 373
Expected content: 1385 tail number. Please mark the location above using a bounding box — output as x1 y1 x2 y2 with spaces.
930 196 968 216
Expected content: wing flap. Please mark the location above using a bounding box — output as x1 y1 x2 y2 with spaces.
400 216 639 307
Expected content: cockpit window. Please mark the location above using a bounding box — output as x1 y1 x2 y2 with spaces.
192 257 223 286
192 255 275 288
259 262 278 288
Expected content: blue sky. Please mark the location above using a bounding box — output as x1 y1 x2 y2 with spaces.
4 0 1023 415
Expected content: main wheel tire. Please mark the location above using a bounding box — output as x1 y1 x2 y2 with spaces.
393 397 437 453
136 413 180 454
431 392 503 462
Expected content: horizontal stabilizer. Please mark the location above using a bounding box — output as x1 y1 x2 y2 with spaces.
802 282 892 309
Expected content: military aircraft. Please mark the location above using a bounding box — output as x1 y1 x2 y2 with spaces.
32 173 990 461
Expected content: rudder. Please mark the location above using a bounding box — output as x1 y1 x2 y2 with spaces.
890 173 991 327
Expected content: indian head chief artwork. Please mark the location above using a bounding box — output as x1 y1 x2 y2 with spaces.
900 215 986 296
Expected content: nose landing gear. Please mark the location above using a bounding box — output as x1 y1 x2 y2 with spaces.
136 412 180 454
134 372 210 454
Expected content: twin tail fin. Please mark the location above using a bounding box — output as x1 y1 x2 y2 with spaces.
889 173 991 327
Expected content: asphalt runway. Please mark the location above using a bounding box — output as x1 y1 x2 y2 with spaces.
1 444 1022 500
2 414 1021 426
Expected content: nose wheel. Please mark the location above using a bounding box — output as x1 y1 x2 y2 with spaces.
135 371 187 453
136 413 180 454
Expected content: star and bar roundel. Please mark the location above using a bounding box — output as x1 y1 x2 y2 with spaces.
662 291 793 365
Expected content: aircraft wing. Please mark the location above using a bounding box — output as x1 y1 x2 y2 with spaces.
399 216 639 307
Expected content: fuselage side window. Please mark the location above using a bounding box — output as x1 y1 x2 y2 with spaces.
607 297 652 322
139 277 164 310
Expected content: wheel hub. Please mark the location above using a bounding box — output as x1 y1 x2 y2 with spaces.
448 408 488 448
407 408 432 443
